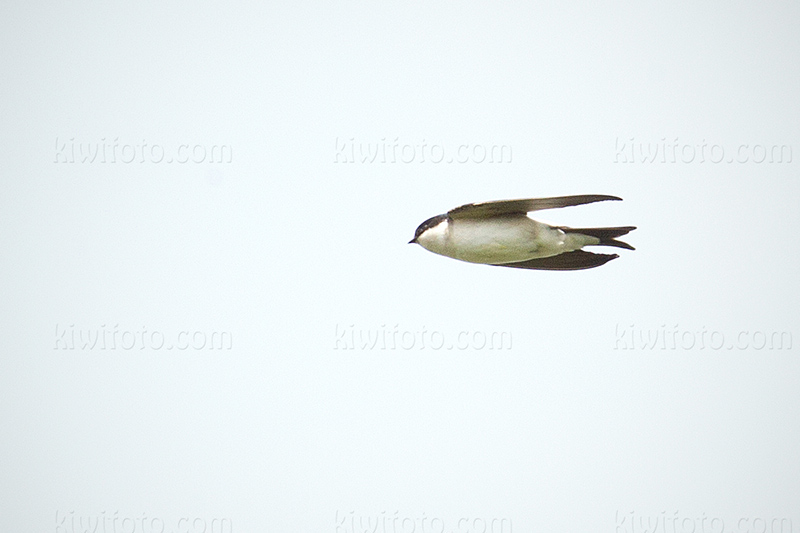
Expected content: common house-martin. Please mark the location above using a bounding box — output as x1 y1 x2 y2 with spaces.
409 194 635 270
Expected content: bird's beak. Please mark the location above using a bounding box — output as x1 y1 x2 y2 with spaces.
408 238 417 244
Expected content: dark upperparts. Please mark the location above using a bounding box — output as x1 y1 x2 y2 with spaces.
410 214 448 243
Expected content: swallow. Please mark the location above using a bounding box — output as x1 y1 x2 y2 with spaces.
409 194 635 270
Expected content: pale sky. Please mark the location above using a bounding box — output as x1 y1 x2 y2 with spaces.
2 1 799 531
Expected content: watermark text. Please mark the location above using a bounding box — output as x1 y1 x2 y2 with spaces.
334 137 512 164
55 510 232 533
616 510 796 533
613 137 792 164
336 510 512 533
54 324 233 351
613 324 792 351
334 324 512 351
54 137 233 164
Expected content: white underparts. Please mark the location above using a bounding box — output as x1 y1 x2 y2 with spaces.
417 216 600 264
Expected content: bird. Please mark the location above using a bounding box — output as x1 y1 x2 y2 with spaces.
409 194 635 270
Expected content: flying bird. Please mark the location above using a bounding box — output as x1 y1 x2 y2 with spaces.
409 194 635 270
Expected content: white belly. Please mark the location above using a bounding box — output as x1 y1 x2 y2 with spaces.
423 216 599 264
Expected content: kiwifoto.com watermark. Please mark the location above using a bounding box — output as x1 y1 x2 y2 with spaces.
613 324 792 351
335 510 512 533
53 324 233 351
334 324 512 351
615 510 796 533
333 137 512 164
54 137 233 164
55 510 232 533
613 137 792 164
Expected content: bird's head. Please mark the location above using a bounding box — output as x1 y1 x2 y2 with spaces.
409 214 450 250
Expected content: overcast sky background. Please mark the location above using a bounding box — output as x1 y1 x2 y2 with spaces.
2 1 799 532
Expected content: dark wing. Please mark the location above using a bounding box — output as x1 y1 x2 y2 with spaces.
448 194 622 219
493 250 619 271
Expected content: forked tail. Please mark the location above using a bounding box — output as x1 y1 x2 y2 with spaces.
559 226 636 250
